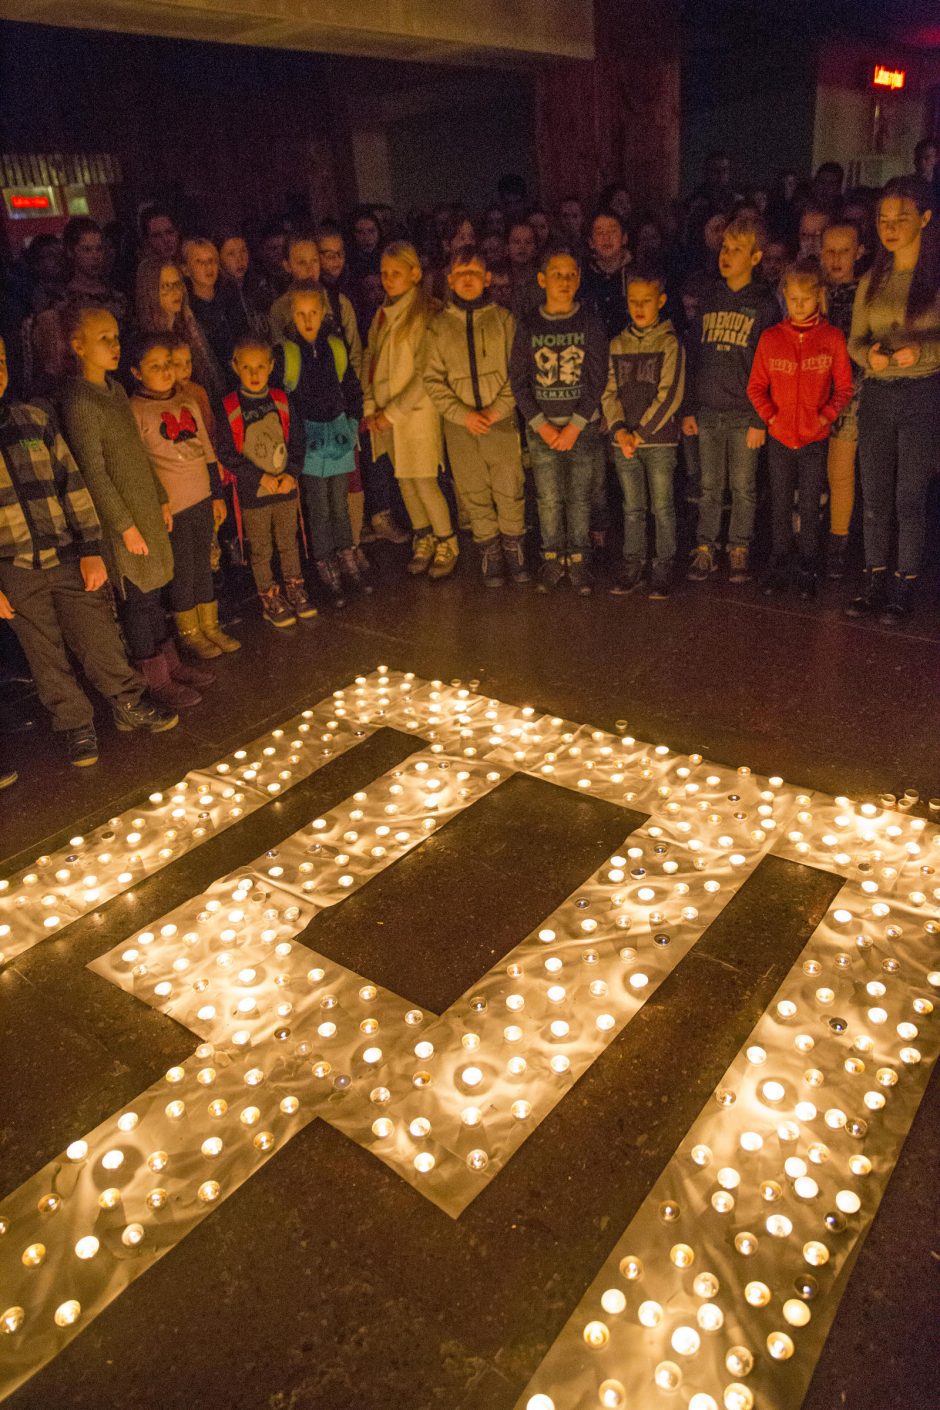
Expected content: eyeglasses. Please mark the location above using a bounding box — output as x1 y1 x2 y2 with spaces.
160 279 184 293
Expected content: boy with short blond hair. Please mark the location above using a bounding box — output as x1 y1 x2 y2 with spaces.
423 245 527 586
509 248 608 594
683 213 779 582
603 270 685 599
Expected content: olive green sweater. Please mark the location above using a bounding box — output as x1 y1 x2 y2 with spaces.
60 376 174 596
848 268 940 380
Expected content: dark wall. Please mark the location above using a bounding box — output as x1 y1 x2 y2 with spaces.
0 22 340 233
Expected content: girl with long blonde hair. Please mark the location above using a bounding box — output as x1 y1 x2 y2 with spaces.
363 241 458 578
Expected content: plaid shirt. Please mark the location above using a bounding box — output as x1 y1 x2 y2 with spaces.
0 397 102 569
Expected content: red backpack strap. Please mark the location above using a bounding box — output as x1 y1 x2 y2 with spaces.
223 391 244 453
270 387 291 443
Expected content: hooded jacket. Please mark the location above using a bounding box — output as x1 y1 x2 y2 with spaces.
602 318 685 447
747 316 854 450
422 298 517 426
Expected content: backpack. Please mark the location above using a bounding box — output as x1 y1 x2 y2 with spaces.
222 386 290 454
281 335 348 396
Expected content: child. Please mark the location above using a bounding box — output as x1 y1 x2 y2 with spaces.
508 248 608 594
135 256 223 399
581 210 631 339
60 307 197 717
683 214 780 583
423 244 527 586
269 234 362 376
845 176 940 622
216 332 314 627
603 270 685 599
0 332 177 768
748 259 853 597
820 222 865 578
183 238 247 377
279 281 364 604
128 332 238 674
363 243 458 579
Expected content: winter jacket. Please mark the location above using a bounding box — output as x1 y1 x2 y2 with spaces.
508 302 608 431
684 278 780 424
423 298 517 426
602 319 685 447
747 317 854 450
363 288 443 480
269 288 363 379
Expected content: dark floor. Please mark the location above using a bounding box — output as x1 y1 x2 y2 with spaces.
1 538 938 1410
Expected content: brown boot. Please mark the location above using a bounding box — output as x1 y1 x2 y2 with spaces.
136 651 201 708
174 607 222 660
197 599 241 653
372 509 410 544
162 636 215 688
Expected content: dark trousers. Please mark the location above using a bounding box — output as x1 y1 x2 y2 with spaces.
361 441 390 519
120 579 167 660
301 473 352 560
858 373 940 575
768 438 827 566
167 497 214 613
0 559 142 731
242 496 302 592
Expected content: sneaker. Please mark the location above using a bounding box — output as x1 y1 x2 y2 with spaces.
284 577 318 619
112 698 179 733
844 568 888 619
65 724 99 767
567 553 593 596
687 544 717 581
879 574 916 624
609 561 643 596
648 562 673 600
372 510 410 545
480 537 506 588
406 531 435 576
260 585 296 628
536 556 566 593
826 533 849 580
428 534 460 581
727 544 751 583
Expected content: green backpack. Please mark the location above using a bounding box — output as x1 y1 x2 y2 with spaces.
280 334 348 394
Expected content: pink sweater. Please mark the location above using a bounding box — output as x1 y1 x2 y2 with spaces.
130 389 219 514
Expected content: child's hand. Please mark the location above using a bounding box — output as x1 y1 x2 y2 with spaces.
162 504 173 533
868 342 891 372
537 423 560 449
371 411 393 433
818 414 830 431
278 475 296 494
682 415 699 437
892 345 919 369
553 422 582 452
0 590 14 620
122 526 149 556
745 426 766 450
79 555 108 592
465 410 491 435
258 473 278 495
212 498 227 529
615 429 636 458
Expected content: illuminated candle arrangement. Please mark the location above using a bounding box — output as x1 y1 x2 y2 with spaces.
0 668 936 1410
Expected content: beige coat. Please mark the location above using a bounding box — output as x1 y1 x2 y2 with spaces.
363 289 442 479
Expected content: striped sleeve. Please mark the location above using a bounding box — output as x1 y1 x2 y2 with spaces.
638 336 685 437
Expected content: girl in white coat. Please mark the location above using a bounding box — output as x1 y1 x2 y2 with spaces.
363 242 458 578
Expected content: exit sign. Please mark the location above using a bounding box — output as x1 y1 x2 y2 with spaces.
872 64 906 91
3 185 61 219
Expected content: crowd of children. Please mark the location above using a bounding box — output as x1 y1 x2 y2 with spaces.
0 147 938 783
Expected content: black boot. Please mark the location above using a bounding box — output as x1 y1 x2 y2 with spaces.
844 566 888 618
479 537 506 588
826 533 849 580
879 573 916 624
315 556 346 607
501 533 531 584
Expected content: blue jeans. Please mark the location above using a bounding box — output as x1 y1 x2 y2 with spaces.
695 411 759 549
615 444 678 566
529 421 602 557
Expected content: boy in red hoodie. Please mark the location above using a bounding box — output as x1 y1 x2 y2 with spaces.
748 258 853 597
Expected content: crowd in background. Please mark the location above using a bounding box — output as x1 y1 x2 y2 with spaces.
0 137 938 785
